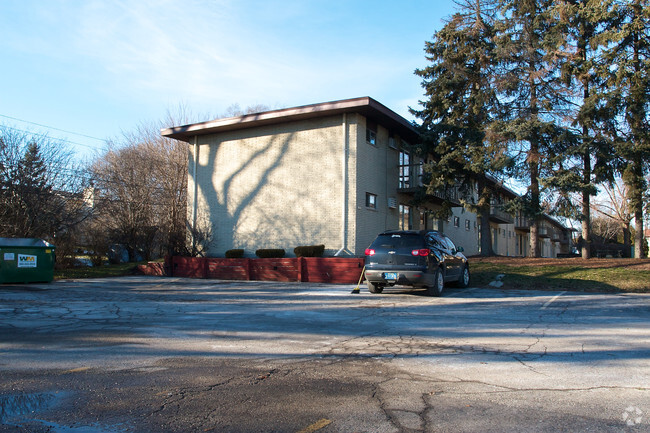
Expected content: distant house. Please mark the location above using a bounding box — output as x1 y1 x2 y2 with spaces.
162 97 573 258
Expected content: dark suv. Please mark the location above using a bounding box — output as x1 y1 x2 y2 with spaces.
364 230 470 296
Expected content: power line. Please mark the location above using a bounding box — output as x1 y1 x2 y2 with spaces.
1 125 105 152
1 124 187 163
0 114 107 143
1 160 186 196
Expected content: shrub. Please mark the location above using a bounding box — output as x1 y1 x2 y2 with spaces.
294 244 325 257
255 248 285 258
225 249 245 258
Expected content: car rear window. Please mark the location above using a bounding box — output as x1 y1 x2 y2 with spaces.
370 233 425 249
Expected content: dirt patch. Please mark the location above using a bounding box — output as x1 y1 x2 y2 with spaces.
470 256 650 271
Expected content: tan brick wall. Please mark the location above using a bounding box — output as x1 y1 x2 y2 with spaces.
489 223 517 256
189 115 348 257
440 208 480 255
353 116 410 253
352 117 483 256
185 110 545 258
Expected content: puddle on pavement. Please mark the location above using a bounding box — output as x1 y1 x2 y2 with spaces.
35 420 127 432
0 391 124 432
0 392 60 423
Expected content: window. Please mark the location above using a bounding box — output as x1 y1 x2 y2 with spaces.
399 151 411 188
465 219 470 230
366 121 377 146
399 204 412 230
365 192 377 209
366 129 376 146
454 216 460 227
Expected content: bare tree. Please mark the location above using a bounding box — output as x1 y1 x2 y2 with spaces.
89 108 195 261
91 143 160 261
89 104 274 262
590 216 623 244
222 104 271 118
0 125 89 240
591 177 633 253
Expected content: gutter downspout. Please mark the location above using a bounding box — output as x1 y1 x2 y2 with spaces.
191 136 199 252
335 113 352 256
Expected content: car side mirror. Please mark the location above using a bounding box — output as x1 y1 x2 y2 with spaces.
456 246 464 253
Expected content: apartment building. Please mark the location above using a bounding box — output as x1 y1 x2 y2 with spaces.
162 97 572 258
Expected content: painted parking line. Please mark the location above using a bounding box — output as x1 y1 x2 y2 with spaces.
296 418 332 433
64 367 90 373
541 291 567 310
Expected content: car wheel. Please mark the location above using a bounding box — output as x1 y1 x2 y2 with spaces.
367 281 384 294
457 265 470 288
427 268 444 296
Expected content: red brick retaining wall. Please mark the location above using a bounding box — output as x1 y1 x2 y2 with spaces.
164 256 364 284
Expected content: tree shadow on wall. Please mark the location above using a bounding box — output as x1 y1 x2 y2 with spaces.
194 126 342 255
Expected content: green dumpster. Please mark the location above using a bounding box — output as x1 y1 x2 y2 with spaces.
0 238 56 283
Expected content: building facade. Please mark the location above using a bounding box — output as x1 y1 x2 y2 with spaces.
162 97 572 258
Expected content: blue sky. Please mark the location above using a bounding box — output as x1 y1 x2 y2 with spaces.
0 0 457 159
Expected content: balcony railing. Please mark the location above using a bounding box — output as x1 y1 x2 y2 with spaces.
398 163 461 205
559 231 570 244
431 186 461 202
398 163 423 190
489 202 514 224
515 216 531 231
551 229 562 242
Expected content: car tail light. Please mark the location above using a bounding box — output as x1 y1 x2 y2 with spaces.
411 248 430 256
365 248 376 256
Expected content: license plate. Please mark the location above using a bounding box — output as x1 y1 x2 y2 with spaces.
383 272 398 281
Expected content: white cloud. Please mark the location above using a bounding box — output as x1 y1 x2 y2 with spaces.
1 0 452 145
61 0 425 115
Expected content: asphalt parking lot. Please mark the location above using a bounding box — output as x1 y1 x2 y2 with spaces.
0 276 649 432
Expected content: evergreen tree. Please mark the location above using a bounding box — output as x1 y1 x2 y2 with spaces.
492 0 574 257
601 0 650 258
550 0 616 258
14 141 69 238
413 0 509 256
0 127 86 241
17 141 50 236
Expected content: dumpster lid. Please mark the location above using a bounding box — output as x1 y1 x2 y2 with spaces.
0 238 54 248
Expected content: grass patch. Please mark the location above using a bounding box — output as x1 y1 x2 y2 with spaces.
54 261 153 280
471 260 650 293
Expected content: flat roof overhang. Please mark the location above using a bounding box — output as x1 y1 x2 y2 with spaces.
161 96 420 143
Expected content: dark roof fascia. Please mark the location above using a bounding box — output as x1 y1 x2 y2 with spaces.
160 96 419 143
542 214 571 231
484 174 519 199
